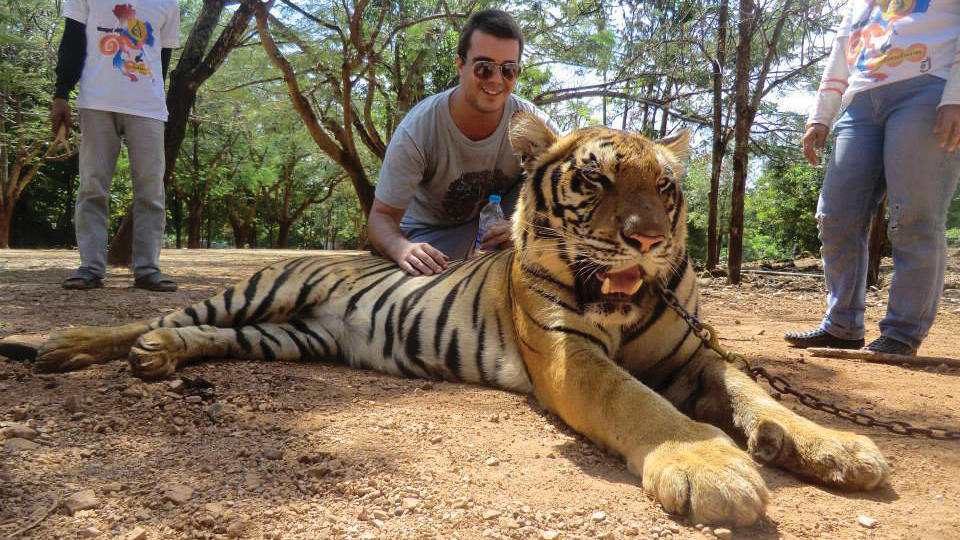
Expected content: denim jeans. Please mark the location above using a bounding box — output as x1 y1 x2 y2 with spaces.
817 75 960 349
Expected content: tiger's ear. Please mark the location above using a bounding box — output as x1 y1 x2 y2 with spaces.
510 111 557 165
655 128 692 161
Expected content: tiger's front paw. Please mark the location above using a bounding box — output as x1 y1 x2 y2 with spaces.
637 438 768 527
748 417 889 491
128 329 182 380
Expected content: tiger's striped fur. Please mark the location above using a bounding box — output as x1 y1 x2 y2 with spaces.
29 112 889 526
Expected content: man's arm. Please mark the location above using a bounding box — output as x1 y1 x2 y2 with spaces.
368 198 448 276
50 17 86 136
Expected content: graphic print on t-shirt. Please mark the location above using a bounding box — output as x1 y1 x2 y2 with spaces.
846 0 933 82
98 3 155 82
440 170 514 222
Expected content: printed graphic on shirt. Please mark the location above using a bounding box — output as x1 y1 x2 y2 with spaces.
440 170 514 222
846 0 933 82
98 4 156 82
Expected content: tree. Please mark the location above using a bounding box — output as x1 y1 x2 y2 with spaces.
0 0 76 248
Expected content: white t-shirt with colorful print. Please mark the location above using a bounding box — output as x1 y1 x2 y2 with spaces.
809 0 960 126
64 0 180 121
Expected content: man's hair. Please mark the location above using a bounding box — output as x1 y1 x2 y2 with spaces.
457 9 524 62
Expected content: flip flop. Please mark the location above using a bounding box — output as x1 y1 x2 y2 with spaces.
134 272 178 292
62 269 104 290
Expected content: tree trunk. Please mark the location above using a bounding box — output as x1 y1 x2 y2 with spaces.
0 204 13 248
727 0 755 285
187 202 203 249
867 194 888 288
107 0 257 265
707 0 728 270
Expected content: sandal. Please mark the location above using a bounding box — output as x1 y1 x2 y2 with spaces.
134 272 178 292
62 269 104 290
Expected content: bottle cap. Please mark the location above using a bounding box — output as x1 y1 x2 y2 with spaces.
489 194 501 203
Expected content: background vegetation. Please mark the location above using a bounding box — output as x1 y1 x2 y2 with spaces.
3 0 959 273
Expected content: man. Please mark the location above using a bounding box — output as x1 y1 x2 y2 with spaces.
50 0 180 291
368 9 553 276
784 0 960 355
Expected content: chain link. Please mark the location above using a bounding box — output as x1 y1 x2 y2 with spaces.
653 281 960 440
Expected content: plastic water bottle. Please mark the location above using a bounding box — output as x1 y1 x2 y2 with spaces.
475 194 505 254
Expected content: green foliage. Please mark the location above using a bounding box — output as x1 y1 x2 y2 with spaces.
744 159 823 260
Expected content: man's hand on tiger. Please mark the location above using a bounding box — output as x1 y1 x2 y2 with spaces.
394 241 448 276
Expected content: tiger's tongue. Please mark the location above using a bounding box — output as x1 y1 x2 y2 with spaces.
597 266 644 295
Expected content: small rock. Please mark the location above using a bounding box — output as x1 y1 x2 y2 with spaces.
485 457 500 466
4 437 39 453
539 531 560 540
102 482 124 493
482 509 501 520
64 489 99 514
121 386 145 399
204 502 228 516
121 527 147 540
168 379 185 394
1 423 39 441
185 395 203 404
429 435 443 444
134 508 152 521
64 395 83 413
591 511 607 523
162 484 194 505
857 515 877 529
226 519 247 538
499 517 520 529
401 498 420 510
78 527 101 537
264 448 283 460
713 527 733 540
11 406 29 421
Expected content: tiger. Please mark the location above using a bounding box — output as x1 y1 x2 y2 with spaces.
12 111 889 526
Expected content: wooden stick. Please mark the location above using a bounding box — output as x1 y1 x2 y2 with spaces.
808 347 960 368
53 124 68 150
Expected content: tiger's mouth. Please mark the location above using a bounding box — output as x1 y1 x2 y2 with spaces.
576 264 649 305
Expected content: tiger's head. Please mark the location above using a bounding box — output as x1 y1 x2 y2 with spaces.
509 111 691 324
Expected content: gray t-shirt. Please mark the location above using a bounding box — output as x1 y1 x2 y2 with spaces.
375 87 549 230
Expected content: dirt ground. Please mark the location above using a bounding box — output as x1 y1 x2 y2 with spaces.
1 248 958 540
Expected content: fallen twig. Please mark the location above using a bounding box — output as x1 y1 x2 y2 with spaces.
2 495 59 540
808 347 960 368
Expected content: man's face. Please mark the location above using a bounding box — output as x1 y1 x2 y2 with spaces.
456 31 521 116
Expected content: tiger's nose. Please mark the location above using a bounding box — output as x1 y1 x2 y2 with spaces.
628 233 665 253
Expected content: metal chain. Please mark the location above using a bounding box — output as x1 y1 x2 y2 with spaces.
653 281 960 440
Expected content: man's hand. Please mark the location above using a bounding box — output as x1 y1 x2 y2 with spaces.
50 98 72 137
934 104 960 152
479 219 512 251
802 123 829 166
393 241 449 276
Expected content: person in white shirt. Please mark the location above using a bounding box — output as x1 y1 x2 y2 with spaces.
784 0 960 355
50 0 180 291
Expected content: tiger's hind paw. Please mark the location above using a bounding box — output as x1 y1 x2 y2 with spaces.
638 438 769 527
34 326 135 372
749 418 889 491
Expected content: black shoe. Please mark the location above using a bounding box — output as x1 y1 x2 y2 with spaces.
784 327 864 349
134 272 178 292
865 336 916 356
62 269 104 290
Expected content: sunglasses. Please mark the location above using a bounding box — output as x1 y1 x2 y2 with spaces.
468 59 522 81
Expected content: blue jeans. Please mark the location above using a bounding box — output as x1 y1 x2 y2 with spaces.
817 75 960 349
